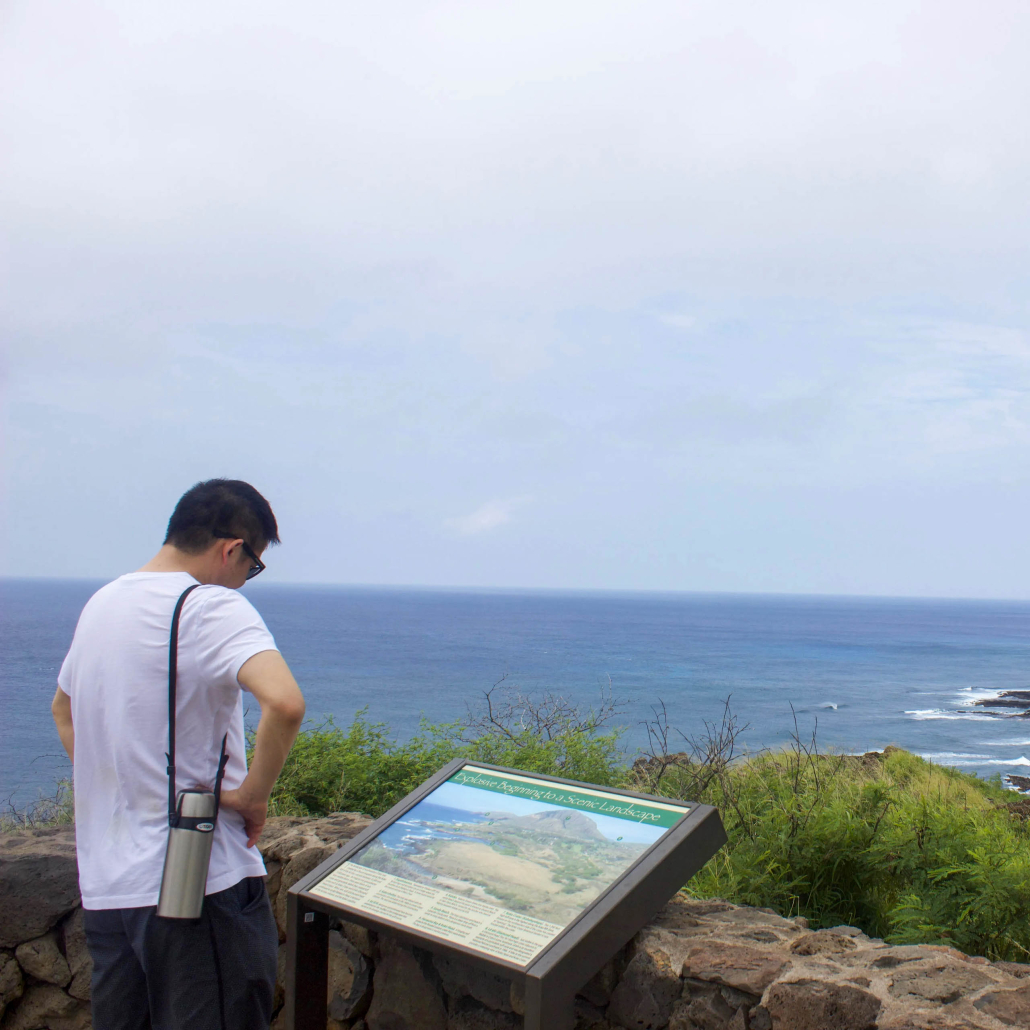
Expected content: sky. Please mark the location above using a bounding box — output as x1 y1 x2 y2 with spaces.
2 0 1030 596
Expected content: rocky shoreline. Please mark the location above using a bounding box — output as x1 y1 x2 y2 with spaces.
973 691 1030 716
965 692 1030 794
4 815 1030 1029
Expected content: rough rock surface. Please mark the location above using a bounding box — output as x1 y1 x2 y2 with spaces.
366 942 449 1030
3 984 89 1030
58 914 90 1003
327 929 372 1022
764 979 882 1029
607 946 682 1028
259 813 371 944
0 953 24 1022
6 815 1030 1029
0 829 79 948
14 937 70 989
974 985 1030 1026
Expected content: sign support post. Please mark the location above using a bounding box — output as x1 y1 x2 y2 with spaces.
285 894 328 1030
523 975 574 1030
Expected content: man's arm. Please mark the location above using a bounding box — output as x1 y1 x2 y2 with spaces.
219 650 305 847
52 687 74 762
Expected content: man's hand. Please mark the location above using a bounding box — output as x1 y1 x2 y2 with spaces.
219 785 269 848
226 650 305 848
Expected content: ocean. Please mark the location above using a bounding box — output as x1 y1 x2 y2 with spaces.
4 578 1030 810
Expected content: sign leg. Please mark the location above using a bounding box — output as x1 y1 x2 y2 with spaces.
523 976 575 1030
285 894 329 1030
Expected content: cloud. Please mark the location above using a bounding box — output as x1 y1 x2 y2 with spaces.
445 497 530 536
658 314 698 330
3 1 1030 595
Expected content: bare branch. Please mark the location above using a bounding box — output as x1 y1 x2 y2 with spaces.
456 676 627 762
634 695 751 803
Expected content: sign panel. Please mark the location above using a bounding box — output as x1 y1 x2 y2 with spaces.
308 764 690 966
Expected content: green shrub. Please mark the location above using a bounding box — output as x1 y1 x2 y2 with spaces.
656 743 1030 960
265 713 460 819
263 686 627 819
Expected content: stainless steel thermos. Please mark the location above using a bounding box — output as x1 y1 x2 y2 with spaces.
157 584 229 921
156 789 218 919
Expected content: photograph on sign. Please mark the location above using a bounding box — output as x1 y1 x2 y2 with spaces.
308 765 690 966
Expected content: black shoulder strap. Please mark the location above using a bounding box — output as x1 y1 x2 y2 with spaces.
166 584 233 828
166 584 201 826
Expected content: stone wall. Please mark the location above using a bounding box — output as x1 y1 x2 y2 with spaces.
3 816 1030 1030
0 824 90 1030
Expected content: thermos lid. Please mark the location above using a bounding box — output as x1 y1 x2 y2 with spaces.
178 790 217 819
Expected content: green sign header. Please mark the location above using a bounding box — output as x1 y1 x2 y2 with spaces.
448 767 688 829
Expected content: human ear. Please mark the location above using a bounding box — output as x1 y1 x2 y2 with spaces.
221 538 244 566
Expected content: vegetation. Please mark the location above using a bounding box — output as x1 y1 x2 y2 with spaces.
9 683 1029 961
264 680 624 820
1 780 74 831
263 686 1030 962
634 704 1030 961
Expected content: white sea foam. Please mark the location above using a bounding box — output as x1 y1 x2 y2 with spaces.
923 755 1030 767
904 708 997 721
957 687 1030 711
820 702 838 710
956 687 1013 707
918 752 992 761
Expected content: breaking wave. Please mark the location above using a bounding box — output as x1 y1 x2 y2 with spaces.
920 753 1030 767
904 708 997 721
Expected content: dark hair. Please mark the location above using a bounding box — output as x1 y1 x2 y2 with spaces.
164 479 280 555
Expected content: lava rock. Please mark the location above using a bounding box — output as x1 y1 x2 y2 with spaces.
0 951 25 1022
764 978 881 1030
974 983 1030 1027
14 932 70 987
607 946 682 1028
365 945 447 1030
0 828 79 948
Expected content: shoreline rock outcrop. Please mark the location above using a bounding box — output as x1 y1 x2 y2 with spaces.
3 816 1030 1029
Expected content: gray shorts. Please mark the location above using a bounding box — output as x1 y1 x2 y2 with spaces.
83 876 278 1030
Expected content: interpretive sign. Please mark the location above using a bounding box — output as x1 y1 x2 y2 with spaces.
309 764 689 966
285 759 726 1030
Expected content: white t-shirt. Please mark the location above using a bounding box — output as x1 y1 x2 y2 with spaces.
58 571 276 909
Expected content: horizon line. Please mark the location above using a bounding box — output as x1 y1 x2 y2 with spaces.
3 574 1030 605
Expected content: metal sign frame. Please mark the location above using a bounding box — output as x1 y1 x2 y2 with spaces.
284 758 726 1030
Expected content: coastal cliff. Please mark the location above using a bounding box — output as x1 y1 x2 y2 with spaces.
3 815 1030 1030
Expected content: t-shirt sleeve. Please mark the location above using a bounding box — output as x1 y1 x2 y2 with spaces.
57 648 74 696
193 589 279 689
57 610 85 696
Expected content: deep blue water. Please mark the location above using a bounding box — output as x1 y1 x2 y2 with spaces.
5 578 1030 810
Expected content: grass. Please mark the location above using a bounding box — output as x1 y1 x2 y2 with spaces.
652 745 1030 960
0 779 74 832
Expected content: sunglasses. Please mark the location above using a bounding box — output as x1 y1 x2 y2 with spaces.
213 534 266 580
240 541 266 580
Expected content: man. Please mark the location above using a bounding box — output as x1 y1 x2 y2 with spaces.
51 479 306 1030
